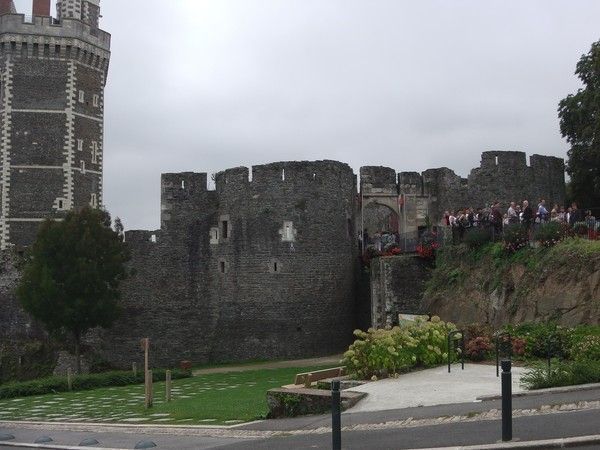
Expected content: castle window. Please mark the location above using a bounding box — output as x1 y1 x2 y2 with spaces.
91 141 99 163
58 200 64 209
81 160 86 173
150 234 157 243
221 220 229 239
90 193 97 208
209 227 219 245
219 260 227 274
495 156 499 166
93 94 99 107
280 221 296 242
282 169 285 181
269 259 282 274
181 180 185 189
77 139 84 151
78 90 85 103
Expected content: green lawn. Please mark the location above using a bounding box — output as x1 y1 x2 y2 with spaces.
0 366 329 425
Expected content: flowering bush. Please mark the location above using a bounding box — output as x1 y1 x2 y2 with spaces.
511 338 526 357
502 224 529 252
465 336 492 361
570 335 600 362
416 231 439 260
342 316 456 379
534 222 571 247
572 221 589 236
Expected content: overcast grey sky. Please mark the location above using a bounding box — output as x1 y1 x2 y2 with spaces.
13 0 600 230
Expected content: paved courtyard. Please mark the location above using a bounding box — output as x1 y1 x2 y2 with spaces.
346 363 527 412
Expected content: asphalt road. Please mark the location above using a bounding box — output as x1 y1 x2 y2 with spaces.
1 408 599 449
1 387 599 449
222 409 600 449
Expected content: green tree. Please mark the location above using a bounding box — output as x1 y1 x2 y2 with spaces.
558 40 600 210
17 208 130 373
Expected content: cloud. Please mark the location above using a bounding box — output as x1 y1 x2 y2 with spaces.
13 0 600 229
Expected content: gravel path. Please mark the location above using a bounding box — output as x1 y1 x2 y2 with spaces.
192 355 342 375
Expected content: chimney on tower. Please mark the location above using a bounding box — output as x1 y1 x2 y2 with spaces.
0 0 16 15
33 0 51 16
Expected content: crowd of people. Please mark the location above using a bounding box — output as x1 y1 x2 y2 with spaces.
443 199 597 241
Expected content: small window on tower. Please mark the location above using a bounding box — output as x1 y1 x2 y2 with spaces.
58 200 64 209
221 220 229 239
77 139 84 151
81 160 86 173
78 90 85 103
90 193 97 208
93 94 99 107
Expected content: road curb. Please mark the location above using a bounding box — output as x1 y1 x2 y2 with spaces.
0 419 262 431
420 434 600 449
0 442 128 450
477 382 600 401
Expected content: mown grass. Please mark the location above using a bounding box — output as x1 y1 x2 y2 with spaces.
0 365 330 425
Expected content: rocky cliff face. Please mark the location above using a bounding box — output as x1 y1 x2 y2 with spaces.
423 240 600 327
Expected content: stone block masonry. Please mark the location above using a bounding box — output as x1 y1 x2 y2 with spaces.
0 151 566 370
93 161 360 368
0 9 110 249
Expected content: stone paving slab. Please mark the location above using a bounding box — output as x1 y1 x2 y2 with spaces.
346 363 527 412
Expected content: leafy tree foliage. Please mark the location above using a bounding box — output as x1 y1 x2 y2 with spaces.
558 40 600 210
17 208 130 372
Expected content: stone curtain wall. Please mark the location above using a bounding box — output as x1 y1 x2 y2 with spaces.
0 152 566 371
95 161 359 369
422 151 566 223
370 255 430 328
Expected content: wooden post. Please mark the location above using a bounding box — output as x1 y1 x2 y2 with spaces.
132 362 137 377
146 370 153 408
67 367 73 391
140 338 151 408
165 370 172 402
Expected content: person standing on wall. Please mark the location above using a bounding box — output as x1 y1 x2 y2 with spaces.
522 200 533 237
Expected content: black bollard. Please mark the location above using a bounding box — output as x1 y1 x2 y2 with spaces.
332 380 341 450
501 359 512 442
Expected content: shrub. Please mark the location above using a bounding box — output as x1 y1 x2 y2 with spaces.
0 368 191 400
572 222 589 236
505 322 572 359
342 316 455 379
463 228 492 249
511 338 526 357
533 222 570 247
570 335 600 361
502 224 529 253
465 337 492 361
521 359 600 390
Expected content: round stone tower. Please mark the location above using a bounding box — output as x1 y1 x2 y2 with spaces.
0 0 110 249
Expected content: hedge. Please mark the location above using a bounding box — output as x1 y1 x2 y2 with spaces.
0 368 191 400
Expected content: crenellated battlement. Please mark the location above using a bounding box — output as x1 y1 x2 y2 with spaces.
215 160 355 193
0 14 110 51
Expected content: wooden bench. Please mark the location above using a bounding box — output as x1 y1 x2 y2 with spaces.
293 367 346 388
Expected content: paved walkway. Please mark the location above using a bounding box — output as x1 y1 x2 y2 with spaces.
192 355 342 375
346 363 527 412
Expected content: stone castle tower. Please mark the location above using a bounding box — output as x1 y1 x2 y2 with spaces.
0 0 110 249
